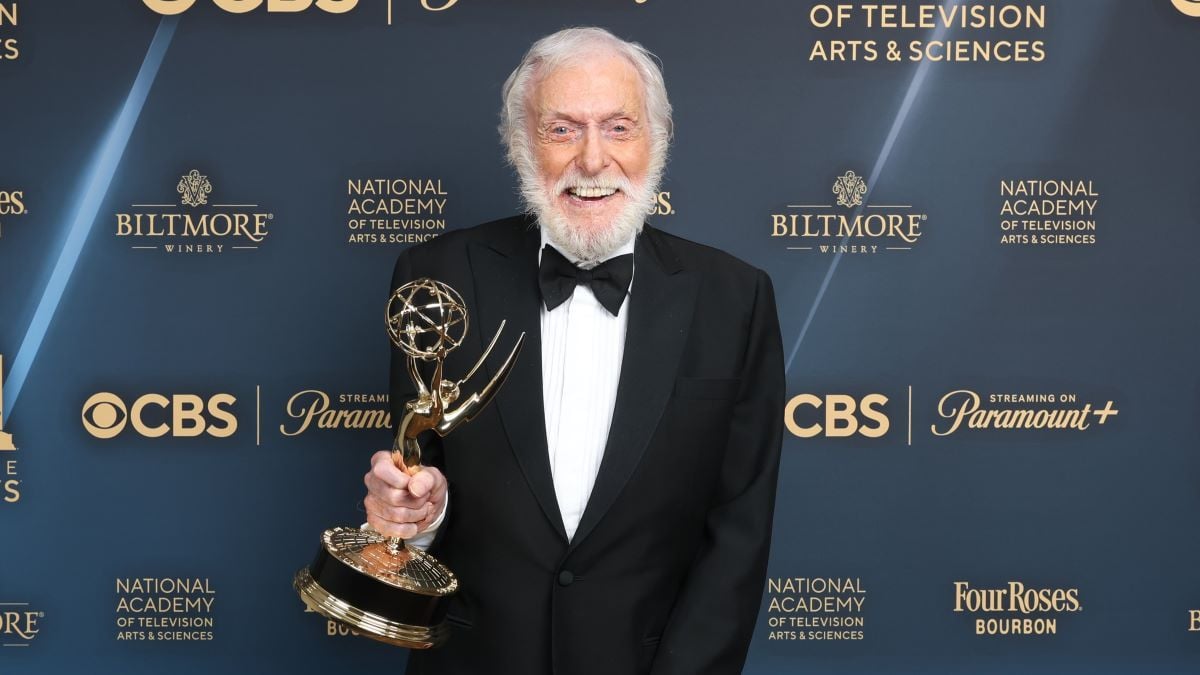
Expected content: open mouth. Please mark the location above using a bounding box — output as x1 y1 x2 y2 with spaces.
564 186 621 203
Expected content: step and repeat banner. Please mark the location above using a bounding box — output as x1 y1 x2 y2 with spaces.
2 0 1199 673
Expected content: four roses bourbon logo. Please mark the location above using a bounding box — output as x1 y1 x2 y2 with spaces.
115 169 276 254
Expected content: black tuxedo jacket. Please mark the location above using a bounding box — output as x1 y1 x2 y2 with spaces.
391 215 784 675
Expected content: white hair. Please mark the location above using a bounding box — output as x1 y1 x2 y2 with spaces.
498 27 674 264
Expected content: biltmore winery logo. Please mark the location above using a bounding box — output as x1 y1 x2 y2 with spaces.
115 169 276 255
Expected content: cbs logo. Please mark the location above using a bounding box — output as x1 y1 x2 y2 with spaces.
143 0 358 15
784 394 890 438
1173 0 1200 18
82 392 238 439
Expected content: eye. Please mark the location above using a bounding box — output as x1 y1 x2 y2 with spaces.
607 120 637 138
544 123 578 142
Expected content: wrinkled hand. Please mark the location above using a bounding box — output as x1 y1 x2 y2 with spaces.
363 450 447 539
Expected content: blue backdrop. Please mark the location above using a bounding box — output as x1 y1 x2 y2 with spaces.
1 1 1199 673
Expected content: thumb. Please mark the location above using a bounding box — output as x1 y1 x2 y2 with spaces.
408 469 434 499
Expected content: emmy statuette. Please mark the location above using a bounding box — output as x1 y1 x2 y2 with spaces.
295 278 523 648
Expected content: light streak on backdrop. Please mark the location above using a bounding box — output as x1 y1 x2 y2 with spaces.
3 18 179 418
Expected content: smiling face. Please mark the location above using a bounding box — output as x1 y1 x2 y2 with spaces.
521 50 657 265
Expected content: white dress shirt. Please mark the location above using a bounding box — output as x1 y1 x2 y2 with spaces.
403 228 635 548
538 230 635 541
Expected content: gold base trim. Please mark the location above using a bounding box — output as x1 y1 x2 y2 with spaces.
320 526 458 596
294 567 448 649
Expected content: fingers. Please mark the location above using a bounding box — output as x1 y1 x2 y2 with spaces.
364 494 435 539
362 453 449 539
408 466 446 499
407 469 432 498
364 451 422 508
412 497 446 532
369 450 411 489
366 513 417 539
363 472 419 509
407 470 447 534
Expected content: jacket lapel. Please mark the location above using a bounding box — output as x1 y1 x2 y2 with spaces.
467 218 569 542
569 225 699 550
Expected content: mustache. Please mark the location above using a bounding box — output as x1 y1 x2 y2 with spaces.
552 172 637 195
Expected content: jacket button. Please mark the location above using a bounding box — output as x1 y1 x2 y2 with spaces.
557 570 575 587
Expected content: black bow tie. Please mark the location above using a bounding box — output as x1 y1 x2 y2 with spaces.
538 245 634 316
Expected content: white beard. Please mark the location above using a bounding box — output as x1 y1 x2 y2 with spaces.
518 162 662 268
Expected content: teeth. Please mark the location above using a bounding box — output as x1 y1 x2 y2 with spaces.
569 187 618 198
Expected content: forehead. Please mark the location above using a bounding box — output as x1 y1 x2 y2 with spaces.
531 51 645 120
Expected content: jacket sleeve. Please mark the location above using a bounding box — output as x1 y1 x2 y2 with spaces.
650 268 785 674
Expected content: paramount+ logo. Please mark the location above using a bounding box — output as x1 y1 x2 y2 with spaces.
142 0 359 14
81 392 237 440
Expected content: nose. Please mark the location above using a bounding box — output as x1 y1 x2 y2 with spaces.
578 123 609 176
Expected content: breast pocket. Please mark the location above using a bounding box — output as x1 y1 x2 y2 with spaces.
672 376 741 401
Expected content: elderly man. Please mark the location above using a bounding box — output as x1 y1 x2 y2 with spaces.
363 27 784 675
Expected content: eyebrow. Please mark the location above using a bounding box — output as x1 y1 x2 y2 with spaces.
539 110 638 124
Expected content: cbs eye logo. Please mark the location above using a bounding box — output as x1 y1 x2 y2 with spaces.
82 392 238 439
1173 0 1200 18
